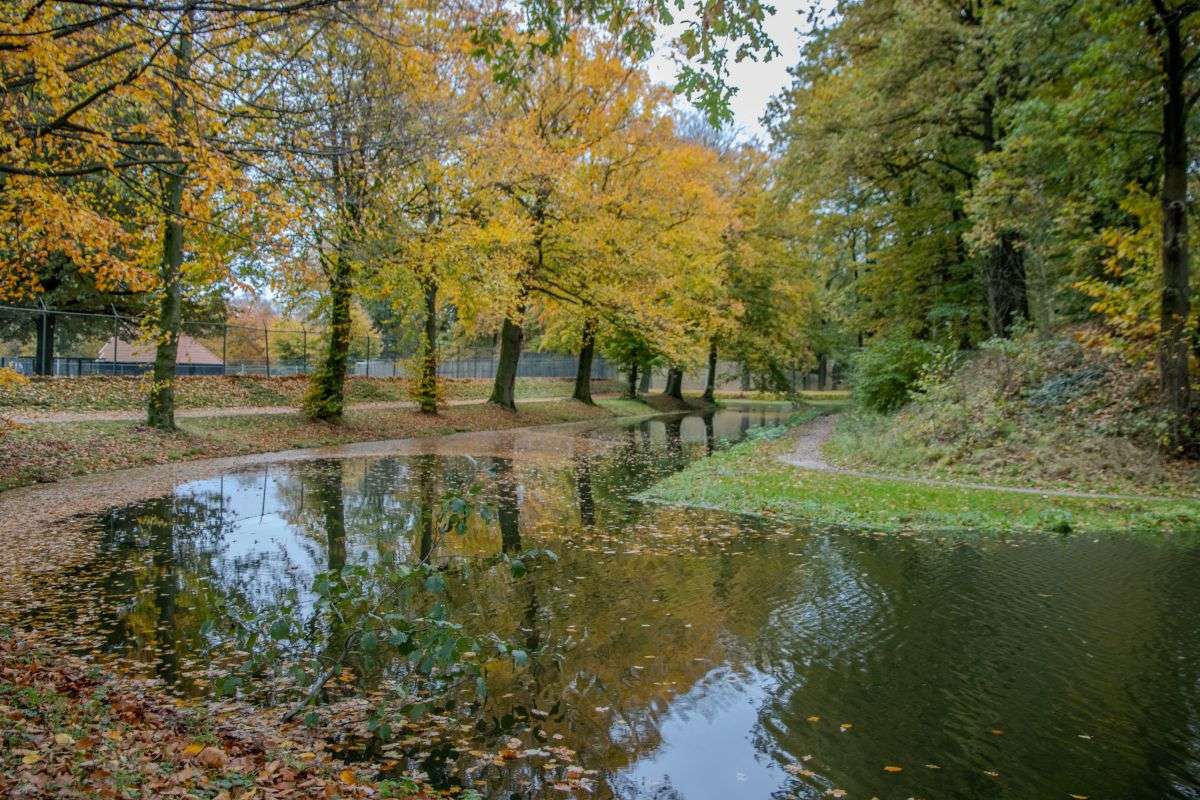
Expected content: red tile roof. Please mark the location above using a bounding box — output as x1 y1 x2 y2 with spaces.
97 334 223 364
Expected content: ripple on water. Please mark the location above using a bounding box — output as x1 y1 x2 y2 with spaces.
10 406 1200 799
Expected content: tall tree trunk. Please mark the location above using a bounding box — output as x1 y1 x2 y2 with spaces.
1160 9 1194 451
626 362 639 398
638 364 651 393
980 94 1030 338
147 21 192 431
817 353 829 391
303 249 353 421
664 366 683 400
489 313 523 410
740 361 751 391
572 317 596 404
34 311 56 376
984 232 1029 337
702 341 718 402
416 278 439 414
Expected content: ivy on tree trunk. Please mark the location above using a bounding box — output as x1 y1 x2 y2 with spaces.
304 249 353 422
147 20 192 432
414 279 440 415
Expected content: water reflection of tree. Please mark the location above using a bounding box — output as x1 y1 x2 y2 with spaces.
572 447 596 528
70 490 240 690
491 457 521 555
440 462 788 796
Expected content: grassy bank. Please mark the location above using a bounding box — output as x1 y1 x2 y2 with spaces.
827 332 1199 497
638 407 1200 534
0 374 621 413
0 397 650 492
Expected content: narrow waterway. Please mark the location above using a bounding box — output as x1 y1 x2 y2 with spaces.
13 405 1200 799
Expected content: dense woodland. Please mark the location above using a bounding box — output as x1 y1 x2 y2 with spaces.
1 0 1197 453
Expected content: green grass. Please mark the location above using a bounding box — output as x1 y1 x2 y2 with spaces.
596 397 658 417
638 410 1200 535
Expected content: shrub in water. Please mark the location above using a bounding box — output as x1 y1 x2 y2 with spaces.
851 334 933 412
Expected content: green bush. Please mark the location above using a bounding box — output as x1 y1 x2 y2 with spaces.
851 334 933 412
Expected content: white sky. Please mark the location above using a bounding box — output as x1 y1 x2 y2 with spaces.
645 3 811 142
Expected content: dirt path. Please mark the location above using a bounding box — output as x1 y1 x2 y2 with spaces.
5 394 609 424
780 413 1180 503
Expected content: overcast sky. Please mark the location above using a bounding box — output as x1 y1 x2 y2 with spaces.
645 4 811 142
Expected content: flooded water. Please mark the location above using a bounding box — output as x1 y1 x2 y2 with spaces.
15 405 1200 799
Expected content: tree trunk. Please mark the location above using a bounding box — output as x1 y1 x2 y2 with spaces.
34 311 56 376
740 362 751 391
976 88 1031 338
984 232 1029 337
638 364 651 393
303 249 353 421
573 317 596 404
817 353 829 391
702 341 718 402
416 279 439 414
489 314 523 410
1160 9 1194 451
147 21 191 431
626 362 639 398
664 366 683 400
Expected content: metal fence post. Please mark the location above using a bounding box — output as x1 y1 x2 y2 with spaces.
110 307 119 375
264 326 271 378
365 336 371 378
36 300 48 376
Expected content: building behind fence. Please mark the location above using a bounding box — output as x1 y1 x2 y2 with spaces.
0 304 844 391
0 304 616 381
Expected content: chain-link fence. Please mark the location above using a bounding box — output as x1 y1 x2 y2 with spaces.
0 304 615 381
639 361 844 394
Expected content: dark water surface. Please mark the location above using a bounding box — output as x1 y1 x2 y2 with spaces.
17 405 1200 799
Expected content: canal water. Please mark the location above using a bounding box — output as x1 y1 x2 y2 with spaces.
15 405 1200 799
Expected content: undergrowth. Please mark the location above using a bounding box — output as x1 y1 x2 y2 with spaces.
827 330 1199 497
